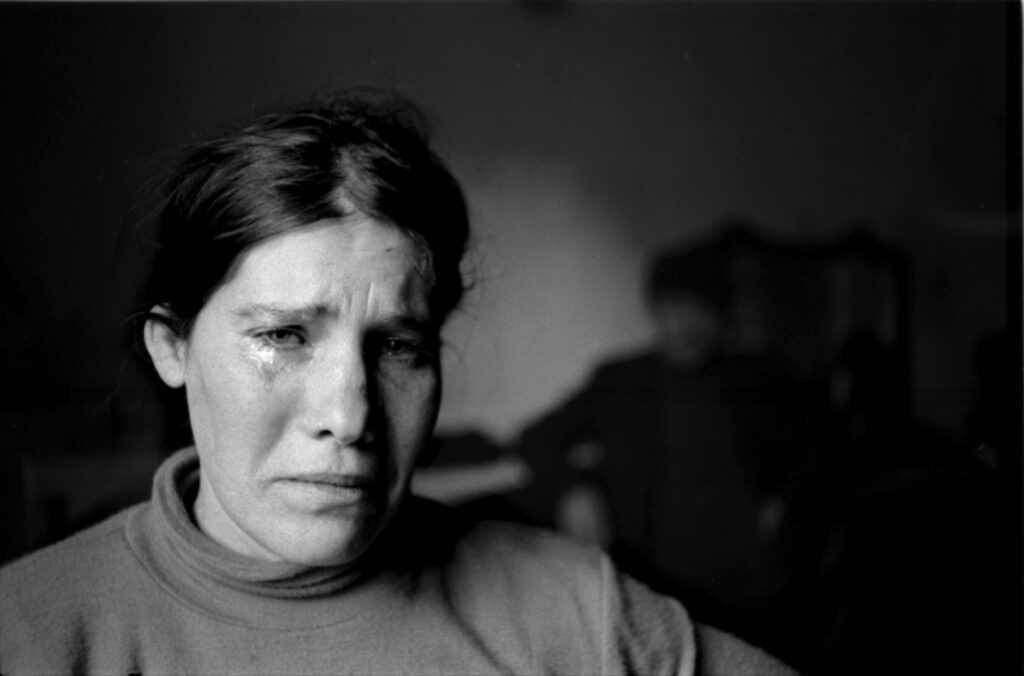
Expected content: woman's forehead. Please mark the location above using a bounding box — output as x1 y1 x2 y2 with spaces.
213 219 433 320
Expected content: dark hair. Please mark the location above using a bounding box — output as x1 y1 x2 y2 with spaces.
645 238 731 309
139 89 469 340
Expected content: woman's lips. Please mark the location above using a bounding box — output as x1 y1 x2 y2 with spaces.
285 472 378 488
275 472 384 508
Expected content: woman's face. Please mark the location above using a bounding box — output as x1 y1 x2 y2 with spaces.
149 217 440 566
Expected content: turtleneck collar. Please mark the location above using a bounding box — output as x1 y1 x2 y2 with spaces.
125 447 412 630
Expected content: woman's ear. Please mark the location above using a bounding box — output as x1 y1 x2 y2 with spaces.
144 307 187 388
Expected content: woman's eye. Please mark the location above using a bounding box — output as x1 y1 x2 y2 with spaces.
258 328 306 348
381 337 418 357
378 336 435 364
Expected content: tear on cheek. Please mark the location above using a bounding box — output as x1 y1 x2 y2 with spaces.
243 343 290 384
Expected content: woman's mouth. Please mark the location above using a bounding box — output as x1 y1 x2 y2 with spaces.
276 472 385 509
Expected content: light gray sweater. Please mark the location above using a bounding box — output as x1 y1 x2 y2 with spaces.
0 448 795 675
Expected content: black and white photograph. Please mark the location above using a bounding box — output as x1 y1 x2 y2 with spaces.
1 1 1020 674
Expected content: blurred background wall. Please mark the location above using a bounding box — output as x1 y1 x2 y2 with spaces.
0 0 1017 557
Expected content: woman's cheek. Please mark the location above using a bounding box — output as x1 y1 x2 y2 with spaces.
241 341 306 387
383 369 440 446
210 359 296 451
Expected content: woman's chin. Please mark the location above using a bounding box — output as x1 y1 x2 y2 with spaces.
268 523 381 568
273 500 408 567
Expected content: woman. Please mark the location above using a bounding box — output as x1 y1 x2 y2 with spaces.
0 90 794 675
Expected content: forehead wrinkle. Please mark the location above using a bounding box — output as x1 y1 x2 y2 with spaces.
232 303 334 323
231 268 430 328
353 273 432 326
219 217 434 327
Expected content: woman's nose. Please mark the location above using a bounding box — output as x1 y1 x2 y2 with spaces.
305 341 375 447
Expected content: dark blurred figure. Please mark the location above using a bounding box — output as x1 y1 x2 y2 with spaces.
785 329 1021 675
964 328 1020 476
517 237 810 653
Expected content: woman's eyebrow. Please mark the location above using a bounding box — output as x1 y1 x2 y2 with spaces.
232 303 434 328
371 315 437 334
232 303 332 322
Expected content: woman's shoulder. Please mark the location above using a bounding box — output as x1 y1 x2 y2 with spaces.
1 503 146 606
397 498 612 606
464 516 603 569
414 499 606 575
409 504 700 673
0 504 154 673
414 505 799 675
